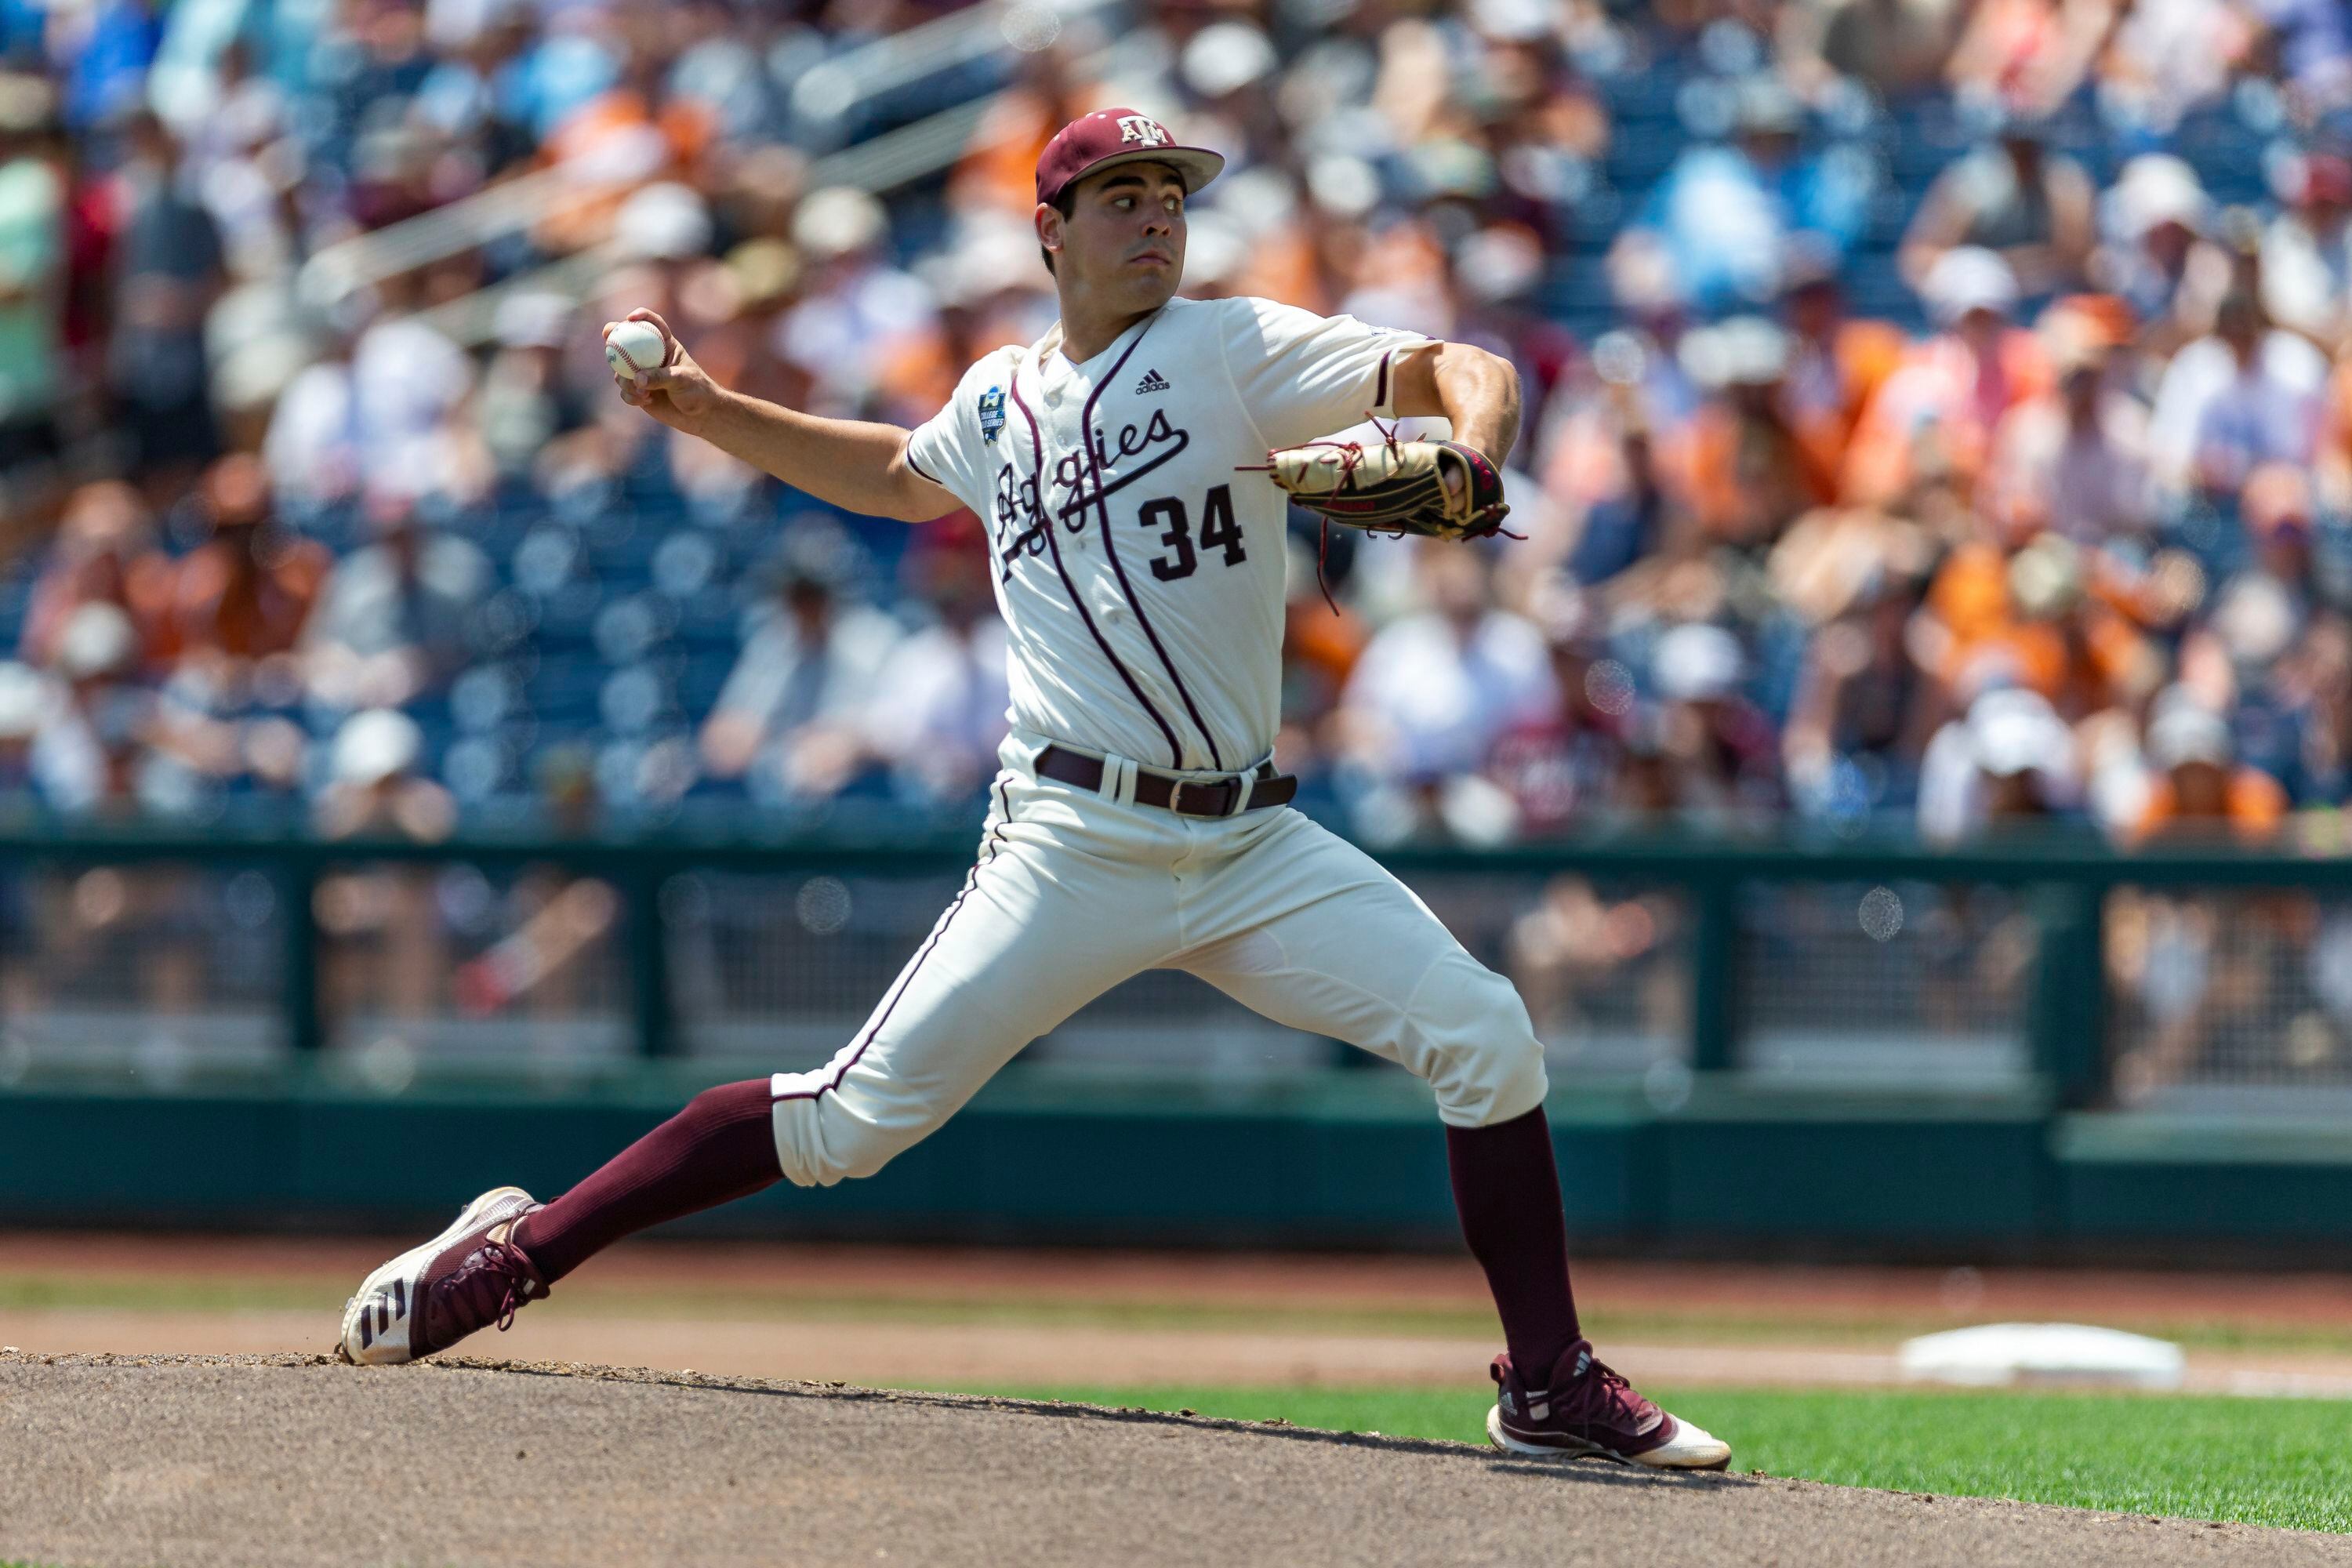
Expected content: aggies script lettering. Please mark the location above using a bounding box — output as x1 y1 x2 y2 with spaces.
991 408 1192 579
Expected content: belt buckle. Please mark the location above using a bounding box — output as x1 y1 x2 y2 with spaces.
1171 777 1236 818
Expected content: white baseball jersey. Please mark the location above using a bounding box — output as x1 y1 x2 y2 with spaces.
904 296 1432 775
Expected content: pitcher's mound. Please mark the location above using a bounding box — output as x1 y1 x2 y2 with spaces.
0 1352 2333 1567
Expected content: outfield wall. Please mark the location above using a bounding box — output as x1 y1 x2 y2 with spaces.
9 1065 2352 1261
6 823 2352 1258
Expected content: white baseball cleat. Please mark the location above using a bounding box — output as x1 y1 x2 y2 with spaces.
337 1186 549 1366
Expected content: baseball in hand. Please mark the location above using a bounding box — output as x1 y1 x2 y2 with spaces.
605 319 670 381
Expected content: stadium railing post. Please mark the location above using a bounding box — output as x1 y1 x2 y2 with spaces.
1689 876 1740 1075
2027 880 2106 1109
626 858 673 1059
278 851 324 1057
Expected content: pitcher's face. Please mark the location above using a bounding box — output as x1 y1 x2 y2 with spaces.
1041 161 1187 318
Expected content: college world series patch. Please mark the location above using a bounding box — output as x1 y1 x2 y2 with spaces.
978 385 1006 445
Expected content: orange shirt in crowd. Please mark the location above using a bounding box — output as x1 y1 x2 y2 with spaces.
1842 330 2052 505
1923 539 2146 713
154 534 332 665
2132 767 2288 844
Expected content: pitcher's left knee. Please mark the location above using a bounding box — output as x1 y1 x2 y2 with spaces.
1405 951 1548 1127
768 1069 939 1187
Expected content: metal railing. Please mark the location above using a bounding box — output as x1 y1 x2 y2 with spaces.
297 0 1123 337
3 821 2350 1112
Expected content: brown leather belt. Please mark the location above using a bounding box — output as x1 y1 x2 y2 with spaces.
1035 744 1298 817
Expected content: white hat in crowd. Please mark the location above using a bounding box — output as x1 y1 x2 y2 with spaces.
333 708 424 788
793 187 888 259
1922 246 2020 327
1968 688 2072 782
2147 705 2233 771
616 182 714 263
494 291 575 350
57 604 138 681
2111 154 2211 239
1653 622 1744 703
0 661 45 741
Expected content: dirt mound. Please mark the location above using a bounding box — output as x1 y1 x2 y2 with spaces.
0 1352 2338 1568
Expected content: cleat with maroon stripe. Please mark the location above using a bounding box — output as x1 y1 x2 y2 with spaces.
337 1187 548 1366
1486 1341 1732 1471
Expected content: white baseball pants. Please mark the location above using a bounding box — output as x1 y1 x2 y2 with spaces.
768 730 1548 1187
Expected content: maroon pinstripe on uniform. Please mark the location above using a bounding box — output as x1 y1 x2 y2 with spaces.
1074 315 1226 771
1007 371 1187 768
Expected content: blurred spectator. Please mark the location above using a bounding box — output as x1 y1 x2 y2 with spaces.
312 707 456 1025
15 0 2352 865
1632 76 1871 314
2127 691 2289 843
1507 875 1683 1047
1980 304 2151 544
1486 585 1624 834
698 526 902 804
2249 0 2352 117
2099 0 2251 130
1779 0 1962 101
1642 621 1782 818
1944 0 2107 114
862 528 1009 808
106 112 223 495
1336 543 1557 842
1845 247 2049 505
1669 315 1829 546
160 454 328 666
315 708 454 840
300 490 492 712
2096 154 2225 356
20 479 165 670
1898 114 2095 299
347 273 474 499
0 75 63 535
2147 290 2326 508
1777 510 1937 814
2261 153 2352 350
477 292 589 479
776 187 937 418
1917 684 2081 840
260 321 365 507
1777 251 1910 473
30 600 153 814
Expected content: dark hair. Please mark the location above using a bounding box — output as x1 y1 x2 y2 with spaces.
1040 187 1076 276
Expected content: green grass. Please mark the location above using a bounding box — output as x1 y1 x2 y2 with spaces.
961 1383 2352 1534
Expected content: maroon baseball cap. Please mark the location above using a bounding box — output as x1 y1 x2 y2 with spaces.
1035 107 1224 208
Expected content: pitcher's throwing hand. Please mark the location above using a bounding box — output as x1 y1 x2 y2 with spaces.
601 310 723 428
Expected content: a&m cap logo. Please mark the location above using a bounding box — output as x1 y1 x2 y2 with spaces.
1118 115 1171 147
978 385 1006 445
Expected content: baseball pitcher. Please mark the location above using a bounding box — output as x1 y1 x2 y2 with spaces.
337 109 1730 1471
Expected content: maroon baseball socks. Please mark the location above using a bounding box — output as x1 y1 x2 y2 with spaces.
513 1078 782 1283
1446 1105 1582 1388
509 1081 1584 1393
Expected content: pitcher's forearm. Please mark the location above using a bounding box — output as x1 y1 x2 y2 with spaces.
1432 345 1521 469
692 391 942 520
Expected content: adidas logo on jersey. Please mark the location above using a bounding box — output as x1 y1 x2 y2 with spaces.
1135 368 1171 394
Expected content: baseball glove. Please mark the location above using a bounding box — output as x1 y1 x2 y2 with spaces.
1254 430 1511 543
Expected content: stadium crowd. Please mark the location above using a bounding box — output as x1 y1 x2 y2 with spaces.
5 0 2352 852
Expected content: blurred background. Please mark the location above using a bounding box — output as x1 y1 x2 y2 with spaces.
5 0 2352 1274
